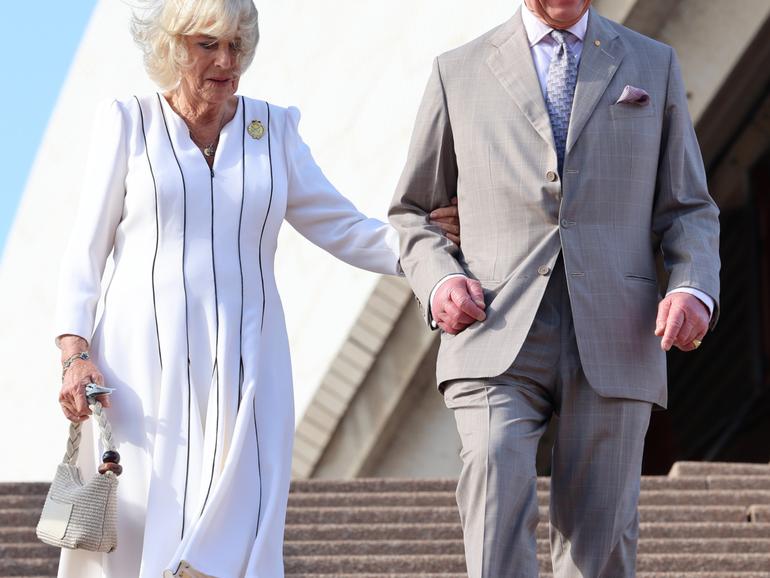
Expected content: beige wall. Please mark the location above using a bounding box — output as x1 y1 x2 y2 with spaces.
366 374 462 479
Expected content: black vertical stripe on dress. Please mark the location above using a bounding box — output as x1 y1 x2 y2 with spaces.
134 96 163 371
238 96 246 407
200 131 222 515
254 101 274 538
258 102 274 332
253 394 262 539
156 93 193 540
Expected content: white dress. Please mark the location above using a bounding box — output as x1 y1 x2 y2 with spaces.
55 94 400 578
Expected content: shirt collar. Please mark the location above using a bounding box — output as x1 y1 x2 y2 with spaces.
521 4 589 46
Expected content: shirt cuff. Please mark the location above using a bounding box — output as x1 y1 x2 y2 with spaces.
667 287 714 319
429 274 468 329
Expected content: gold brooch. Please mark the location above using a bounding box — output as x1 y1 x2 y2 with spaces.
248 120 265 140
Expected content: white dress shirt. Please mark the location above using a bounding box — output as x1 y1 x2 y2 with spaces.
520 3 588 98
430 5 713 324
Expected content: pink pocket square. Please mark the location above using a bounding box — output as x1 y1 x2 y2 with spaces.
616 85 650 105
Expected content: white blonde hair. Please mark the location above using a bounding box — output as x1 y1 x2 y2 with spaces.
131 0 259 89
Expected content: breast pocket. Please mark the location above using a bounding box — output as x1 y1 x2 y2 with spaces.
609 102 656 120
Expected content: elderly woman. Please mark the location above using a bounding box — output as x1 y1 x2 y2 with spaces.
54 0 460 576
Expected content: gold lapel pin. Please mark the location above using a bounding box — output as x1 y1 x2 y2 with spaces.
248 120 265 140
594 40 601 47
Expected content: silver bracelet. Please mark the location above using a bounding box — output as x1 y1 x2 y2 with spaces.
62 351 89 379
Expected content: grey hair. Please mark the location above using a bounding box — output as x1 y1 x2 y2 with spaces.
131 0 259 89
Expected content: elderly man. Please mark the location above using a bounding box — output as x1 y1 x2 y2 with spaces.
389 0 720 576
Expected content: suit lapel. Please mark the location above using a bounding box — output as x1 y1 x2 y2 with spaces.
566 9 626 154
486 8 555 151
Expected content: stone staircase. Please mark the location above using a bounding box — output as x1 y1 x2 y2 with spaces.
2 461 769 577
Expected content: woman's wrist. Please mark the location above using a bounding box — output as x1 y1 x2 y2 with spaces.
58 334 89 361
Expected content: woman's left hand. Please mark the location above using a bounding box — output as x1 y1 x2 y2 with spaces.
429 197 461 246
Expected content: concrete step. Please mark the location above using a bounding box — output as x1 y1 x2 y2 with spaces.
284 522 770 542
750 505 770 522
0 494 45 509
286 575 770 578
284 553 770 574
670 462 770 478
0 509 40 527
289 476 770 493
0 483 49 496
637 554 770 572
637 538 770 554
285 505 753 525
288 492 456 508
290 479 460 494
285 506 461 525
0 542 59 559
707 476 770 490
636 522 770 539
286 490 770 509
285 523 463 542
636 575 770 578
283 538 770 557
283 554 467 574
284 540 464 557
0 557 59 576
286 575 468 578
5 475 768 498
0 526 37 543
639 491 770 507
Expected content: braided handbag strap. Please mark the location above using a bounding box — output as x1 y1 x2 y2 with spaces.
63 401 116 465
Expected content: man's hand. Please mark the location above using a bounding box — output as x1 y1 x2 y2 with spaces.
432 276 486 334
655 293 710 352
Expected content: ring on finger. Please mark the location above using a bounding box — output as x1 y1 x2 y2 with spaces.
691 339 702 349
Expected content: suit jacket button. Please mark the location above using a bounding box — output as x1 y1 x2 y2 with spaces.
546 170 558 182
538 265 551 276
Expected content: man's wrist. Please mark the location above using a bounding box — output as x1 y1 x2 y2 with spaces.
429 274 468 328
666 287 714 319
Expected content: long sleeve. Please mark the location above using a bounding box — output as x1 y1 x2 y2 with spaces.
54 99 129 343
283 106 400 276
388 58 465 324
652 48 721 325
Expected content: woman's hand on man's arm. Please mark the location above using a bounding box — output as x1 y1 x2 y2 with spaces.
429 197 461 246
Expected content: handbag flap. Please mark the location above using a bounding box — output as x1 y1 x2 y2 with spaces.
38 497 73 540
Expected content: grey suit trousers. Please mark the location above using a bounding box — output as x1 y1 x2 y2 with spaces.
443 259 653 578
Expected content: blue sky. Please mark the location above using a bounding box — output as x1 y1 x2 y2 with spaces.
0 2 97 253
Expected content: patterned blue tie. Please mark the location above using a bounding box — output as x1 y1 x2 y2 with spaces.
546 30 578 175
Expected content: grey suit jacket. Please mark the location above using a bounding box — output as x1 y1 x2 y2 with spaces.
388 8 720 407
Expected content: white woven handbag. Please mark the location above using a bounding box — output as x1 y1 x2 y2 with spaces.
36 401 119 552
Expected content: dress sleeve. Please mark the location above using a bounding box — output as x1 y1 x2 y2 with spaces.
282 106 400 275
54 99 129 344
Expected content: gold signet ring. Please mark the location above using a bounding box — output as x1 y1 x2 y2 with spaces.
691 339 702 349
248 120 265 140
